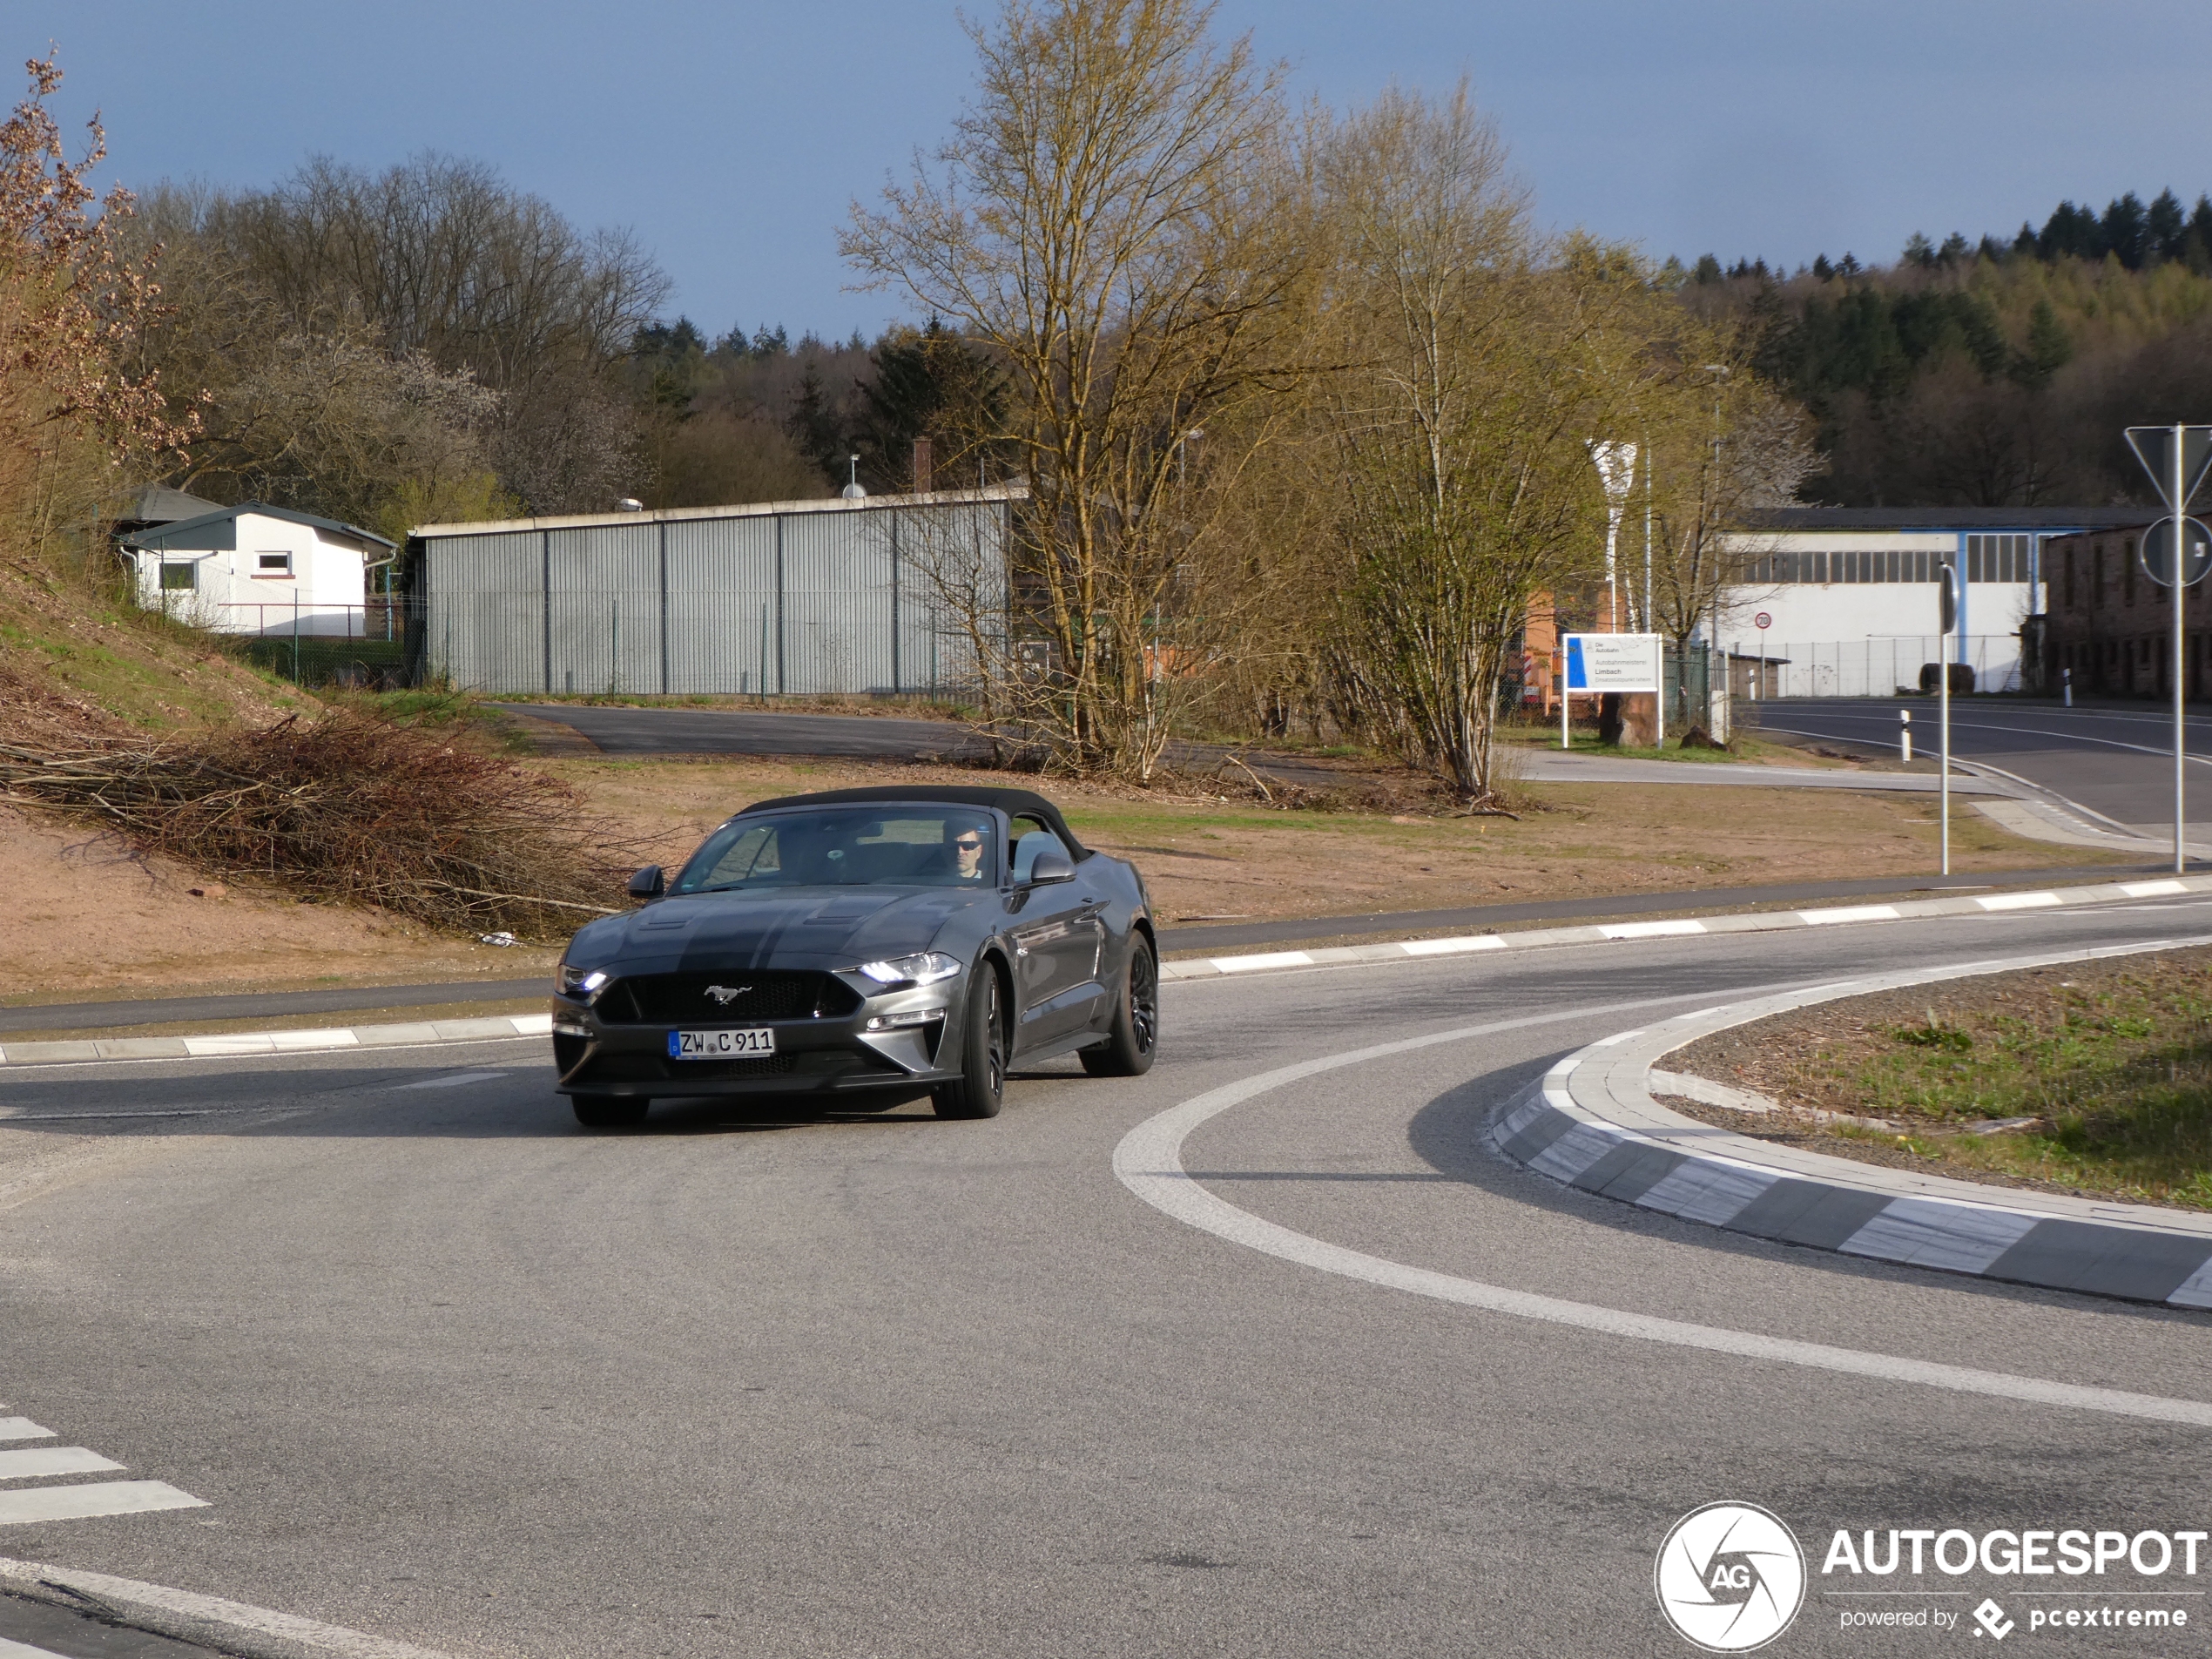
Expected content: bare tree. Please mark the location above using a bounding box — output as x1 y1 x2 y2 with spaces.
1642 341 1817 725
1307 86 1650 802
0 52 192 560
842 0 1315 776
134 155 666 514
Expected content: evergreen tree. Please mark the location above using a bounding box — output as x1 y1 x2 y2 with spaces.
2148 188 2187 261
853 318 1011 490
2101 192 2148 267
2012 299 2072 389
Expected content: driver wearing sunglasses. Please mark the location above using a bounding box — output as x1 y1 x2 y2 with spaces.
952 826 991 883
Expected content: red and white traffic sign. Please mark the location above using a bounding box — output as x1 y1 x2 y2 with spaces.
1754 611 1771 631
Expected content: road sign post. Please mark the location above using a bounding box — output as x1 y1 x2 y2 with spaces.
1561 633 1662 751
2125 423 2212 873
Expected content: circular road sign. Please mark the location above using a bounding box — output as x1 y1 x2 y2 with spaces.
2142 515 2212 588
1753 611 1771 631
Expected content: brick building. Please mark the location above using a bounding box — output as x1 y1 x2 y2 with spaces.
2042 522 2212 698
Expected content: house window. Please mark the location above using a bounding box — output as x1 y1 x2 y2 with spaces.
256 551 293 576
159 563 195 591
2125 540 2137 607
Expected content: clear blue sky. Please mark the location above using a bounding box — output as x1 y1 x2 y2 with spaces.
32 1 2209 341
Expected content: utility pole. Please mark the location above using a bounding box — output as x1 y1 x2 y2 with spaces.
2124 423 2212 873
1939 561 1955 876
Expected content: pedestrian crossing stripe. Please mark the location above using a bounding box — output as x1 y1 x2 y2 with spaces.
0 1406 206 1526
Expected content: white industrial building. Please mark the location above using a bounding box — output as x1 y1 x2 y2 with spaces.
121 502 396 637
1716 507 2143 695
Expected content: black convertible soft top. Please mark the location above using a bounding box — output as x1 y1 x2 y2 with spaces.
735 785 1092 860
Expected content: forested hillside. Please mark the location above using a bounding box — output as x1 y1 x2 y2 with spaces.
1680 190 2212 508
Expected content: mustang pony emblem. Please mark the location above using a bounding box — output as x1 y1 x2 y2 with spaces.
703 985 752 1005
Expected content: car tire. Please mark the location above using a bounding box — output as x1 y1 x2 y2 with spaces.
932 964 1007 1119
572 1094 650 1130
1081 934 1158 1077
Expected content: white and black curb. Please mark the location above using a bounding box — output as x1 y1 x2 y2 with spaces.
0 1554 447 1659
0 1014 551 1069
1490 938 2212 1308
5 873 2209 1069
1159 873 2212 980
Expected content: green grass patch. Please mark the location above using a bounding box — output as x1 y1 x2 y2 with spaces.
1812 959 2212 1208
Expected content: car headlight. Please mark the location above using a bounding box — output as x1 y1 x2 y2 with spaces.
558 962 610 996
854 951 962 988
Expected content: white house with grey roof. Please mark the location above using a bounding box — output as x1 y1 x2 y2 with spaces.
120 502 396 638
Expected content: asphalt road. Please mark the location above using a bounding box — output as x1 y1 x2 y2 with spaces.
490 704 996 762
1756 698 2212 839
489 704 1356 791
6 897 2212 1656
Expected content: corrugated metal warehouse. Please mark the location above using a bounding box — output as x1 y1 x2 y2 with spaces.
404 489 1015 696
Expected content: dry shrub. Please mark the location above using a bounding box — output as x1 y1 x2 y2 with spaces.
0 713 631 940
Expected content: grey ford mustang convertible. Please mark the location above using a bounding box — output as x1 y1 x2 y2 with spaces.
550 785 1159 1128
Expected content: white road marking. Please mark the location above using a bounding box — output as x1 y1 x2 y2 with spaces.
0 1422 51 1444
1798 904 1902 925
0 1637 74 1658
0 1482 206 1526
1213 951 1314 972
1113 1004 2212 1429
0 1447 121 1481
395 1071 511 1090
0 1558 450 1659
1977 891 2062 911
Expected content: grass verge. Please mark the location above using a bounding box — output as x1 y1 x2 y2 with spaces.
544 752 2107 930
1669 946 2212 1211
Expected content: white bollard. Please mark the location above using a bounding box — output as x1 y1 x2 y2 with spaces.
1899 709 1912 764
2063 666 2073 708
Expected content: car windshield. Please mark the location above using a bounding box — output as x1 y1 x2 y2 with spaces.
671 807 999 893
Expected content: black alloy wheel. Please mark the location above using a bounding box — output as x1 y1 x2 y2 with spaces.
1081 934 1158 1077
572 1094 651 1130
933 965 1007 1119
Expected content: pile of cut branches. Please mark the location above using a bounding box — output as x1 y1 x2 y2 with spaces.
0 713 630 941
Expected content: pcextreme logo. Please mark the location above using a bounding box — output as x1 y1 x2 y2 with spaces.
1656 1502 1808 1652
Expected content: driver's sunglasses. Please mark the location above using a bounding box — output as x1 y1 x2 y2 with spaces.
954 836 983 851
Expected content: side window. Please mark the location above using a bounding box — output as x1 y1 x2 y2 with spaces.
1009 815 1069 883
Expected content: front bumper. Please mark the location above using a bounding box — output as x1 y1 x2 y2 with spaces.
550 979 954 1098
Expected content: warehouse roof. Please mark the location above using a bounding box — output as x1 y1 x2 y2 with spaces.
1740 506 2147 532
412 483 1028 541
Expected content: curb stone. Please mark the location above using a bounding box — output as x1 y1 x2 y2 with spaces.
7 873 2210 1069
1488 936 2212 1308
1159 873 2212 981
0 1555 447 1659
0 1014 551 1069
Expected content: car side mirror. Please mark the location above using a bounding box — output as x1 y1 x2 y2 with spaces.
1026 849 1076 886
627 865 664 900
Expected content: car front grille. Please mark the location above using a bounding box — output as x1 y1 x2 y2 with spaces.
675 1054 801 1080
602 970 860 1024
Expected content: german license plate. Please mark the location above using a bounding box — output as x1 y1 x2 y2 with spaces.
668 1028 777 1059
